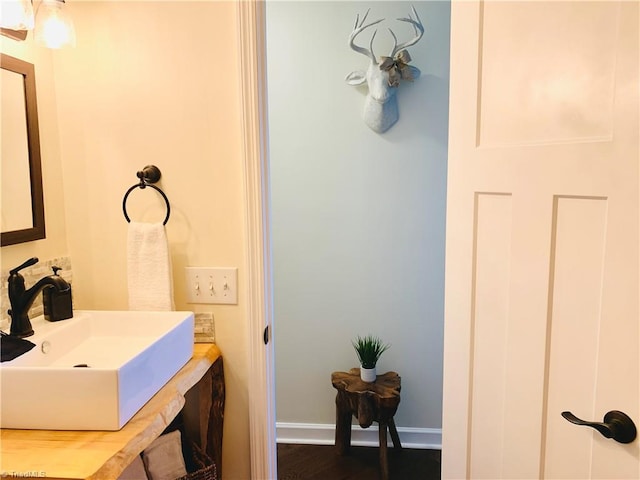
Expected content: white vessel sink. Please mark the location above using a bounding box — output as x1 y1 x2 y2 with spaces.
0 310 194 430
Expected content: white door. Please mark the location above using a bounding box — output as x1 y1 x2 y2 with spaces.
442 1 639 479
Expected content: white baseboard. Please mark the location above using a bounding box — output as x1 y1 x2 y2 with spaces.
276 422 442 450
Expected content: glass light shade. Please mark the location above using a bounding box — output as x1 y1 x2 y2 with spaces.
34 0 75 49
0 0 35 30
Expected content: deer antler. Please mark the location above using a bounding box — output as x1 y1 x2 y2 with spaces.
348 9 384 64
388 6 424 58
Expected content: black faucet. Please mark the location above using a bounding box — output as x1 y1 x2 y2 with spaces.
7 257 71 337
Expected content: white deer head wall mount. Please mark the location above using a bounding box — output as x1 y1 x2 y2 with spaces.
346 7 424 134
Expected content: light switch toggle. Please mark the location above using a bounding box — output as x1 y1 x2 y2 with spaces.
185 267 237 305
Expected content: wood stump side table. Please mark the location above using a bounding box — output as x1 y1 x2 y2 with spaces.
331 369 402 480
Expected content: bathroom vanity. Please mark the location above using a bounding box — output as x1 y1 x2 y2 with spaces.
0 343 224 479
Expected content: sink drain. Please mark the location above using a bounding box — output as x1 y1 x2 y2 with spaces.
73 363 90 368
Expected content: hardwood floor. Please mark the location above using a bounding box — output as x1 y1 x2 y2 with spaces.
277 443 441 480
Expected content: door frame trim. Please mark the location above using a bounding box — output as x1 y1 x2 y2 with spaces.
238 1 277 478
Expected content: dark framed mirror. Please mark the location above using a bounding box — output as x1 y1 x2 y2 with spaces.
1 53 45 246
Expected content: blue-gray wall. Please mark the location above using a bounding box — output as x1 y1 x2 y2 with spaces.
267 0 450 436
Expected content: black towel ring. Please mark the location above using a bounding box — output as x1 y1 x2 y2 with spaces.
122 165 171 225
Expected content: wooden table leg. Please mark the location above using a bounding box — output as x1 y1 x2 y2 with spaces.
378 420 389 480
183 356 225 478
388 417 402 450
207 357 225 478
335 391 352 455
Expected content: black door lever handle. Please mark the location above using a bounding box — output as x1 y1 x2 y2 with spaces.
561 410 637 444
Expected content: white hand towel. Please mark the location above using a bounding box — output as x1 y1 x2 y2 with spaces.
127 222 175 311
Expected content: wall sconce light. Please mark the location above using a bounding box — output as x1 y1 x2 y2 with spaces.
34 0 75 48
0 0 75 49
0 0 35 31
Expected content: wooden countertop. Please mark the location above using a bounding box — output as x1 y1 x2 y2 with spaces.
0 344 221 480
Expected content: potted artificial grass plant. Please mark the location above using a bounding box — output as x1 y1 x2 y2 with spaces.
352 335 390 382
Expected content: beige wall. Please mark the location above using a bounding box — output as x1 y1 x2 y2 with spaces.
2 2 250 479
